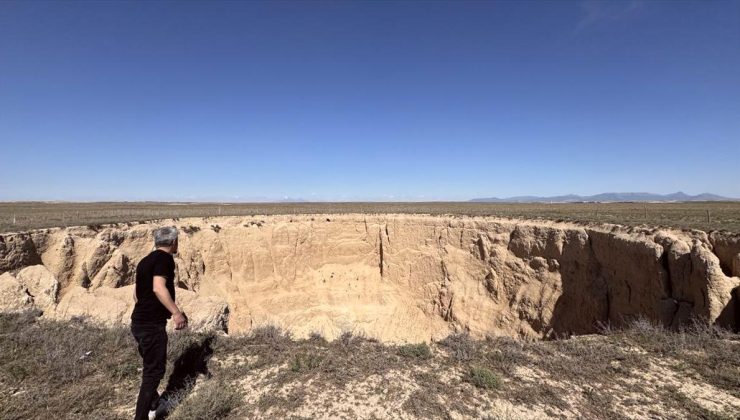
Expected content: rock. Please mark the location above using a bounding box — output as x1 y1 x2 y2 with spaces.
175 289 230 333
54 286 132 325
666 239 693 300
90 252 134 289
0 234 41 272
659 298 678 326
529 257 548 271
688 243 737 322
53 285 229 333
508 226 565 260
588 231 668 325
44 234 76 289
671 301 695 329
15 265 59 311
0 272 34 312
708 231 740 277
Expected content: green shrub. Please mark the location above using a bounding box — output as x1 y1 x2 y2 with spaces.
465 366 500 390
398 343 432 359
290 353 323 373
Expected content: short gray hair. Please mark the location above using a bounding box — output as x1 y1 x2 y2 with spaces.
153 226 178 247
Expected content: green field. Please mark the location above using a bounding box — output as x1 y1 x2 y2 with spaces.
1 201 740 233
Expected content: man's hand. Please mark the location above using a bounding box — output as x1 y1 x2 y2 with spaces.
152 276 188 330
173 311 188 330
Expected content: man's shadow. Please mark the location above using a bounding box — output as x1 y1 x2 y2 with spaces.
156 336 215 418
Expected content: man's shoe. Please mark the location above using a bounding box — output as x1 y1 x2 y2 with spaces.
148 392 162 419
147 397 169 419
154 398 170 417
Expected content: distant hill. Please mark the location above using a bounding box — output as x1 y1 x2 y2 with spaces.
469 192 737 203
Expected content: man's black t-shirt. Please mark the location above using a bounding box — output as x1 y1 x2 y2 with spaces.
131 250 176 325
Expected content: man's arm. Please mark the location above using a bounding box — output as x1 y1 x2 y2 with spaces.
153 276 188 329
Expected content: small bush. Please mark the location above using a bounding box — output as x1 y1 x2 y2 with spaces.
6 362 29 381
440 332 477 361
182 225 200 235
210 224 221 233
250 325 292 346
398 343 432 359
290 353 323 373
338 331 357 348
335 330 373 349
465 366 500 390
308 331 326 344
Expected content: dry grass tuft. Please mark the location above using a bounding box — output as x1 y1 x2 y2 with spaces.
440 331 478 361
168 379 243 420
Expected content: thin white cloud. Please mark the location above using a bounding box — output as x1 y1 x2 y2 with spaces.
575 0 644 34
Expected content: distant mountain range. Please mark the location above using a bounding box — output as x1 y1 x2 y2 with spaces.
469 192 738 203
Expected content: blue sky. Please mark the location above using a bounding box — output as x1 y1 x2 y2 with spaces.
1 0 738 201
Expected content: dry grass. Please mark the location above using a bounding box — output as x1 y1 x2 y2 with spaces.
1 311 738 419
168 379 243 420
2 201 740 233
608 318 740 399
0 312 139 419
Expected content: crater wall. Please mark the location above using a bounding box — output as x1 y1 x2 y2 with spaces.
0 215 738 342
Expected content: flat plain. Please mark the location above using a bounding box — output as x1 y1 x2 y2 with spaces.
1 201 740 233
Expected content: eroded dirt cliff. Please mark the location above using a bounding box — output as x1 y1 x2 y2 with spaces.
0 215 738 342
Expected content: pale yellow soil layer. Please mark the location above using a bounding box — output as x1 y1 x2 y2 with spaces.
0 214 738 342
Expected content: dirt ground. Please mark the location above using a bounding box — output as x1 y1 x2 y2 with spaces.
1 312 738 419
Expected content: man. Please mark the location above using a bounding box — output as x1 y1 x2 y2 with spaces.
131 226 188 420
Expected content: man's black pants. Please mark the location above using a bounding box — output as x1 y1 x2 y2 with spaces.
131 322 168 420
